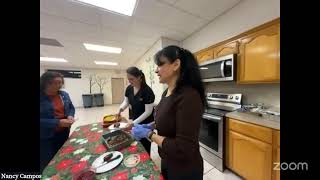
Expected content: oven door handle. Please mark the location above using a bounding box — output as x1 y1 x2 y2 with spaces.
202 114 222 122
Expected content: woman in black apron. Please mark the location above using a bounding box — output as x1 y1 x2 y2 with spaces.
118 66 155 153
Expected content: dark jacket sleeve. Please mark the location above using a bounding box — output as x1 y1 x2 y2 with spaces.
40 93 60 129
64 92 75 117
68 102 75 117
40 118 59 128
161 88 203 162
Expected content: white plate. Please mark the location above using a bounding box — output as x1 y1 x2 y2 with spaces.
123 154 140 168
108 122 128 130
91 151 123 173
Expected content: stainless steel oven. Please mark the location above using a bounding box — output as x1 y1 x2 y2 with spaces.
199 93 242 172
200 112 224 171
200 113 223 156
199 54 236 82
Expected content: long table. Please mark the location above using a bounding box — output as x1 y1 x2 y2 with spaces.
42 122 163 180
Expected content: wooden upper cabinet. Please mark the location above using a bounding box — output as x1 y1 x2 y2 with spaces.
213 41 239 58
228 131 272 180
238 22 280 83
195 48 214 64
194 18 280 84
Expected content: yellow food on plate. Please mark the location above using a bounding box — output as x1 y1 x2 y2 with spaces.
103 115 117 122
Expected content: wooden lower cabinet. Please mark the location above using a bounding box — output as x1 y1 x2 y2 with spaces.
272 130 280 180
228 130 272 180
274 147 280 180
226 118 280 180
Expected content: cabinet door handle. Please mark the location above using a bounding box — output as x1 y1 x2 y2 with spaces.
221 61 225 78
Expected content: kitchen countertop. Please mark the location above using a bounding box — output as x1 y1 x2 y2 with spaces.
226 111 280 130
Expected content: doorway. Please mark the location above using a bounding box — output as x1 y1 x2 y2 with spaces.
111 78 124 104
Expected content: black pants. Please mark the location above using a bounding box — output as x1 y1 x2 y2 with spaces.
140 138 151 154
40 129 70 173
161 160 203 180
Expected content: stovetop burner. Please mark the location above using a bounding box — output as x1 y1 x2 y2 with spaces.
205 92 242 113
204 108 230 116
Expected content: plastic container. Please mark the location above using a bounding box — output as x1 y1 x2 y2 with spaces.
102 130 134 151
94 93 104 107
82 94 93 108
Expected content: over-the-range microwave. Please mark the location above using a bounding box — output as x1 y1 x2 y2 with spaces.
199 54 236 82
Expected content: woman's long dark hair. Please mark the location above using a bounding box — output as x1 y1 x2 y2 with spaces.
154 45 206 107
40 71 64 93
126 67 147 87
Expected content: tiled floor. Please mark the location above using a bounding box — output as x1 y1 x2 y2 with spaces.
71 105 242 179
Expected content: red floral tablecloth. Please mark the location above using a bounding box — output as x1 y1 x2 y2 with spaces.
42 123 163 180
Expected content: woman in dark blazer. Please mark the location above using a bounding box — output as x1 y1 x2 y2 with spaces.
40 71 75 172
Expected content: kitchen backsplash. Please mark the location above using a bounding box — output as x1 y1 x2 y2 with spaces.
205 82 280 108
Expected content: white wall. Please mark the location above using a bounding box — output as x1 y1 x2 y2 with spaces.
40 67 128 108
136 39 163 104
40 68 45 76
182 0 280 52
135 37 179 104
161 38 181 48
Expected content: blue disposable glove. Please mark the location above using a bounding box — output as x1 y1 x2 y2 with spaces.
131 125 152 141
141 123 154 130
133 124 143 128
133 123 153 129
